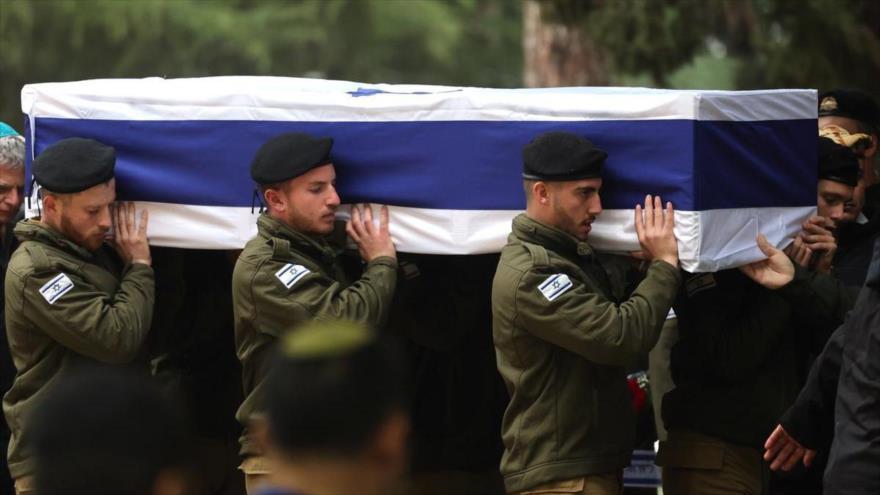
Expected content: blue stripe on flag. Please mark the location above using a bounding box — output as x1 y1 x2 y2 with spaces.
28 118 816 211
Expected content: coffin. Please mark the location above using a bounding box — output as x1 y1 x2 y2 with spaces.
21 77 817 272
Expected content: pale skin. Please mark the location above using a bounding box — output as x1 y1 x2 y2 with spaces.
0 165 24 227
525 178 679 267
263 163 396 262
785 216 838 274
764 424 816 472
346 203 396 262
738 234 795 290
40 179 150 266
819 115 879 223
784 178 853 273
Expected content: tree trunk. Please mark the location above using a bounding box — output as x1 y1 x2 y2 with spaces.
522 0 609 88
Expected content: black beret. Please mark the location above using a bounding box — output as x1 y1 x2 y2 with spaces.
250 132 333 184
818 137 860 187
523 131 606 181
818 89 880 130
33 138 116 193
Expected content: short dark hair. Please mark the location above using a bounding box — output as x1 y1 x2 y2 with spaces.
523 179 537 201
264 321 408 456
29 366 190 495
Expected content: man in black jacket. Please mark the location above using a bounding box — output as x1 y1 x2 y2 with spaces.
657 233 853 495
765 238 880 495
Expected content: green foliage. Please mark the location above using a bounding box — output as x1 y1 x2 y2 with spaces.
1 0 878 128
0 0 523 126
733 0 880 94
592 0 708 86
537 0 879 97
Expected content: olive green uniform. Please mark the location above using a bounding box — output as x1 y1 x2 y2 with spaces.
658 267 853 495
2 220 155 480
233 214 397 457
492 214 681 493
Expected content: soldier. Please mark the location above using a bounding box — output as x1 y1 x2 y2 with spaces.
233 132 397 494
3 137 154 495
658 241 853 492
255 320 409 495
492 131 682 495
762 136 875 492
786 137 860 275
817 89 880 287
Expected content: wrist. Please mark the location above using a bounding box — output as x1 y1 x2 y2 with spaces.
656 254 679 267
131 258 152 267
367 253 397 263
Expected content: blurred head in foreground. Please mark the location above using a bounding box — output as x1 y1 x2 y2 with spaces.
259 320 409 495
28 366 191 495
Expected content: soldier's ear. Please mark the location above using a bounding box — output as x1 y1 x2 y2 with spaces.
42 193 59 215
263 188 285 213
534 181 550 205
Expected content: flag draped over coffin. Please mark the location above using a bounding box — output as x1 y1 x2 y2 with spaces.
21 77 817 272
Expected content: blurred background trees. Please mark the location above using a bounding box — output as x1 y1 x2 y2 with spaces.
0 0 878 127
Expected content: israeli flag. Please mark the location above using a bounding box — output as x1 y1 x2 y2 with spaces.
21 77 816 272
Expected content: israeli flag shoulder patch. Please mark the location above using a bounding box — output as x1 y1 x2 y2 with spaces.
538 273 573 302
39 273 75 305
275 263 310 289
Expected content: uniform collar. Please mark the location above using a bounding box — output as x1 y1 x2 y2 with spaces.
512 214 596 260
256 213 337 262
13 218 96 260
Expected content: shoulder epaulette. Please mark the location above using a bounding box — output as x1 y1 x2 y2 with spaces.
23 242 54 273
523 241 551 268
270 237 291 261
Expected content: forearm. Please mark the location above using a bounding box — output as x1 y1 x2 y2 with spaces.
314 257 398 326
779 265 854 330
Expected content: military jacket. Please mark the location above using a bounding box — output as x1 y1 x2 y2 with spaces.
492 214 681 493
3 220 155 479
233 214 397 457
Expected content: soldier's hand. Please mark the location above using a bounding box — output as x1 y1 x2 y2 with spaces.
739 235 794 289
110 202 151 266
785 235 813 268
801 216 837 274
634 195 678 267
346 204 396 263
764 424 816 471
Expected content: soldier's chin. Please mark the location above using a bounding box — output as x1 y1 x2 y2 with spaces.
315 219 335 235
83 235 105 252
